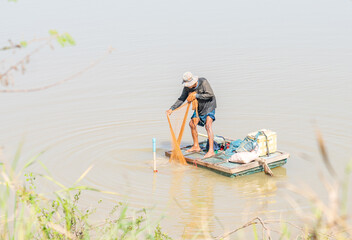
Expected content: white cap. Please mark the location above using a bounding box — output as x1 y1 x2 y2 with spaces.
182 72 198 87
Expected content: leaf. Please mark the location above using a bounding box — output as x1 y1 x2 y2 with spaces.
63 33 76 46
19 41 27 47
49 30 76 47
49 29 58 36
57 37 65 47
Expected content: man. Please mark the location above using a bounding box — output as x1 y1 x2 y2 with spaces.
166 72 217 158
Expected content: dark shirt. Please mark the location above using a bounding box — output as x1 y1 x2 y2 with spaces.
170 78 217 116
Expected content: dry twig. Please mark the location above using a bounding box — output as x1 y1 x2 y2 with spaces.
0 37 55 86
215 217 272 240
0 47 113 93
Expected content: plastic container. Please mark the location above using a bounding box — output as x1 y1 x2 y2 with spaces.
247 129 277 156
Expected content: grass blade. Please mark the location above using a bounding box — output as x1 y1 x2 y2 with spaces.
12 141 24 171
20 150 46 174
315 128 337 178
74 164 94 185
39 174 66 189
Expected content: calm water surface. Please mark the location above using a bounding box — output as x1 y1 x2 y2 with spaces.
1 0 352 238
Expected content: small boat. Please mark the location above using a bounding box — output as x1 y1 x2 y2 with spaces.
165 139 289 178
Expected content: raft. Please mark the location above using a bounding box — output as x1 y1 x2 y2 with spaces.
165 140 289 178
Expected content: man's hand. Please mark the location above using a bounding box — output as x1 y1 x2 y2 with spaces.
187 92 197 102
166 109 173 115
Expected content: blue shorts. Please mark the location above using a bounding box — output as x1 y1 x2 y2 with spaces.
191 110 216 127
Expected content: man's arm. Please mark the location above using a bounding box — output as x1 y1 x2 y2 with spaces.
170 87 188 110
196 80 214 100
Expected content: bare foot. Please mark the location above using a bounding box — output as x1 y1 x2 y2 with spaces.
203 150 215 158
186 146 201 153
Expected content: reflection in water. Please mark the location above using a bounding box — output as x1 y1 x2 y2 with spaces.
232 167 287 217
182 173 214 239
169 166 214 239
165 164 286 239
235 167 287 198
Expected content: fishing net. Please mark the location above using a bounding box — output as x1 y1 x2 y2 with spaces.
167 99 198 165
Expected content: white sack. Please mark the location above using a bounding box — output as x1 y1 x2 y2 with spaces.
228 145 260 164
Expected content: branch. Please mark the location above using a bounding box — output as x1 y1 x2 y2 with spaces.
0 37 55 86
0 43 21 51
1 32 75 87
0 47 113 93
264 219 336 238
0 37 52 52
215 217 271 240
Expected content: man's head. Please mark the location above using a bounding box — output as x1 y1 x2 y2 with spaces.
182 72 198 88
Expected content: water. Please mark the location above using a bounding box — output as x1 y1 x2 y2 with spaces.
1 0 352 238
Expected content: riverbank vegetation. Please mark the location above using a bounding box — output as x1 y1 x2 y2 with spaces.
0 146 172 239
1 131 351 239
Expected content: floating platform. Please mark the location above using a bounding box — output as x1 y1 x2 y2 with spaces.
165 141 289 178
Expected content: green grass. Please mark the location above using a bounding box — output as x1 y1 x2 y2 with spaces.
0 147 171 240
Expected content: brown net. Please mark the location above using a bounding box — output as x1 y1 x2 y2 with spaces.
167 98 198 165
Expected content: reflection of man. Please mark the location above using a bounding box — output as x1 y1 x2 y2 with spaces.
166 72 217 158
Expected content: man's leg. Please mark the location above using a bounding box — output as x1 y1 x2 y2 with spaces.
186 118 201 152
204 116 215 158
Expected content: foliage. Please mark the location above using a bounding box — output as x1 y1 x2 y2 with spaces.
0 147 172 239
49 30 76 47
151 225 173 240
